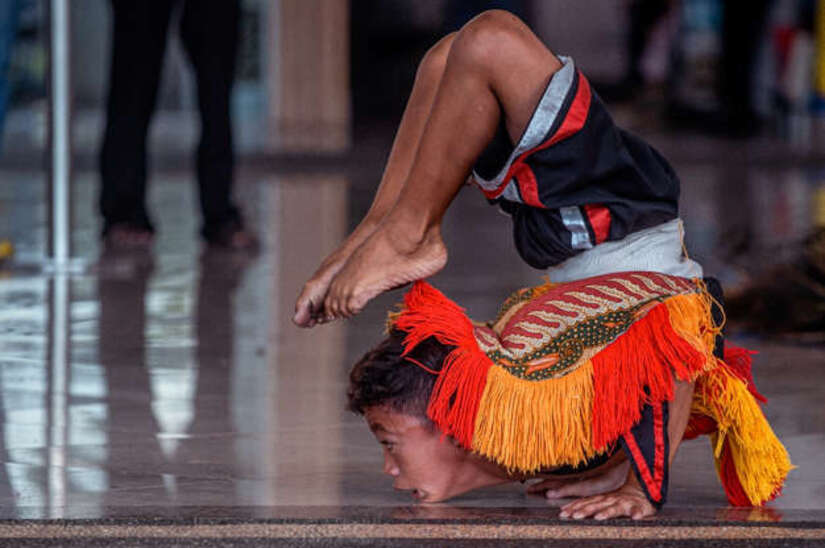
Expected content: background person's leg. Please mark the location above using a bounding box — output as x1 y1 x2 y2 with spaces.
99 0 174 242
294 33 457 326
179 0 249 248
322 10 562 319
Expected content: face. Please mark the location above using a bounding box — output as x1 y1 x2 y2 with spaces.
364 406 506 503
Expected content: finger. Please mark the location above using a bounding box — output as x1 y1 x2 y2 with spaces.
569 497 619 520
631 502 656 520
594 501 635 521
561 494 604 513
560 496 615 519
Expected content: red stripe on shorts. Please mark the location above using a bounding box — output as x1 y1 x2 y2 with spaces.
481 70 593 201
583 204 611 244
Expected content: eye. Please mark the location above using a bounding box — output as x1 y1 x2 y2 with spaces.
380 440 396 452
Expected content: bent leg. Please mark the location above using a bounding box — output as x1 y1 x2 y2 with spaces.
322 10 562 320
294 32 457 326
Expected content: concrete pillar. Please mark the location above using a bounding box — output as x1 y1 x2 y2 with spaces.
265 0 351 154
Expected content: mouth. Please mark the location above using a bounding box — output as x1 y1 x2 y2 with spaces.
411 489 426 501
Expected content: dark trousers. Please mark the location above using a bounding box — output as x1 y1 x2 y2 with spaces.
718 0 772 126
626 0 671 84
99 0 241 238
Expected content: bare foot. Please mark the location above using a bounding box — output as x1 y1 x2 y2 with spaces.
293 220 380 327
527 459 630 500
558 473 656 521
322 221 448 320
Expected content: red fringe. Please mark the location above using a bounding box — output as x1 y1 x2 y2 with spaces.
684 414 717 440
723 345 767 404
591 303 709 451
392 282 493 449
719 439 752 507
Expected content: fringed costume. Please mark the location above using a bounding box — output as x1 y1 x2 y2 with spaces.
389 272 792 509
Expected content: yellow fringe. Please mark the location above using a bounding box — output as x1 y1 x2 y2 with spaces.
692 366 794 506
471 361 596 473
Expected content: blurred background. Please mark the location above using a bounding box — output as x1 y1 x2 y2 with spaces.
1 0 824 288
0 0 822 524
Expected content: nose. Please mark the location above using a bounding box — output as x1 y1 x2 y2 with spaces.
383 452 400 478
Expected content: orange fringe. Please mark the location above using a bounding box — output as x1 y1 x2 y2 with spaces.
471 362 596 473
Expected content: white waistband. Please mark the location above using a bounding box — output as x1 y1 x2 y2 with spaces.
546 219 704 282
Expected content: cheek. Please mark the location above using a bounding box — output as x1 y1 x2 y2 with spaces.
396 438 464 490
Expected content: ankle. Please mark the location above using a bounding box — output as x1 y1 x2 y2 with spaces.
382 213 442 249
384 204 442 238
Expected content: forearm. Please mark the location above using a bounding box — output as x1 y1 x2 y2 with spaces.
668 379 696 465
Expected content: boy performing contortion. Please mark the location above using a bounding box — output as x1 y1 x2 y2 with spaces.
293 11 792 518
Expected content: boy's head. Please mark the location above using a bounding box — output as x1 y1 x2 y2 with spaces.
348 330 506 502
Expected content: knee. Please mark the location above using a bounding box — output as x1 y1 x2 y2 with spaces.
451 10 532 67
416 32 457 84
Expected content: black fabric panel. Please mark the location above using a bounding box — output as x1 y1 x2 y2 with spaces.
474 121 515 181
543 450 614 477
498 204 579 270
619 401 670 509
703 277 727 360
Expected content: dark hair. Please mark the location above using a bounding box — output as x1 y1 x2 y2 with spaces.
347 329 452 419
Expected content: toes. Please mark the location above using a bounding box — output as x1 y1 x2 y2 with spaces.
327 291 344 321
323 296 337 321
293 299 314 326
346 294 366 317
294 283 324 326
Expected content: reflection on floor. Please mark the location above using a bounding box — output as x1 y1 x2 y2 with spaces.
0 134 823 542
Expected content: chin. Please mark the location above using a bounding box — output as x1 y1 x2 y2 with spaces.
414 486 471 504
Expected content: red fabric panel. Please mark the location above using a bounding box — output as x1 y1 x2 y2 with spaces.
514 164 544 208
652 402 666 497
583 203 611 244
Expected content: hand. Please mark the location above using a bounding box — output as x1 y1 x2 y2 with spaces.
557 476 656 521
527 459 630 499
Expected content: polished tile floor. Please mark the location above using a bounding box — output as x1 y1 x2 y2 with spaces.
0 131 823 539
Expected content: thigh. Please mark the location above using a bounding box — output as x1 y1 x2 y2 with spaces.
178 0 240 73
479 15 561 144
108 0 174 90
